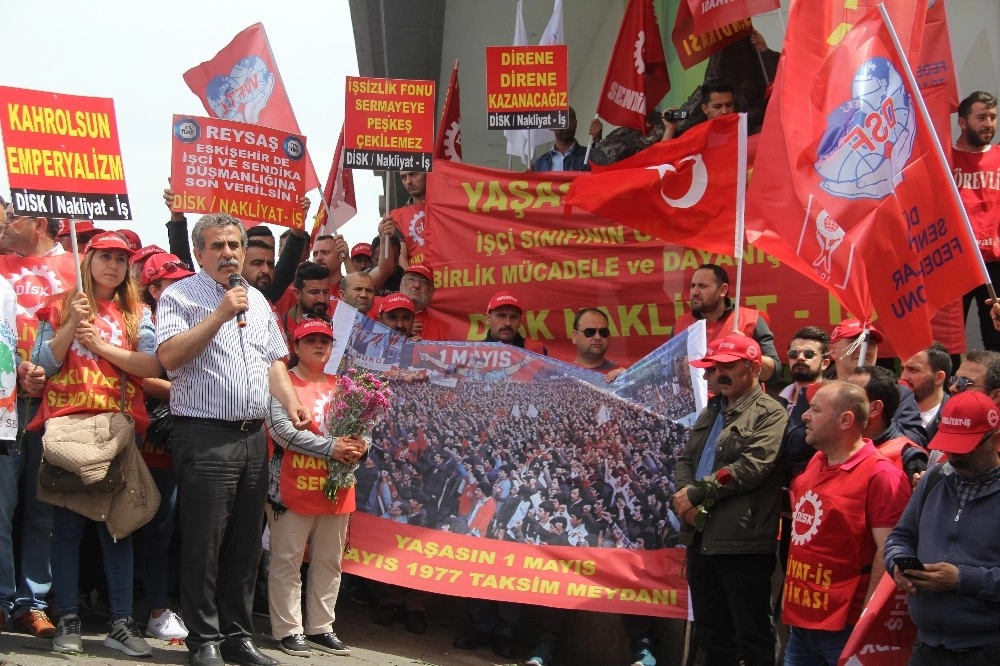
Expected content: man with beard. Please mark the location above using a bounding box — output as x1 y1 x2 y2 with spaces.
482 291 546 355
279 262 331 351
900 342 952 440
531 106 593 172
953 91 1000 350
377 293 416 338
673 264 780 381
241 238 275 294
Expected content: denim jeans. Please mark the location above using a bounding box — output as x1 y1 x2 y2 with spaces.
0 398 52 620
784 625 855 666
51 505 134 619
136 465 178 610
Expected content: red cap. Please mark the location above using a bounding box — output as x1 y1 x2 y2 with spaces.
141 253 194 286
85 232 134 256
404 263 433 283
293 317 334 342
131 244 167 266
351 243 372 258
487 290 522 313
379 293 415 315
116 229 142 251
931 391 1000 454
56 220 97 237
690 338 723 368
830 319 884 344
694 333 761 364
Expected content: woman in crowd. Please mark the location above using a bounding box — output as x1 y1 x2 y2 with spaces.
31 233 161 656
265 317 367 657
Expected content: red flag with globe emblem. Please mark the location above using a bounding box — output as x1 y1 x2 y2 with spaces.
434 60 462 162
595 0 670 132
745 4 984 361
183 23 319 190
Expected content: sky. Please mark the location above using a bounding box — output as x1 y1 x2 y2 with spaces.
0 0 384 252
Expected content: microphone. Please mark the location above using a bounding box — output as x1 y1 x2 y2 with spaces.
229 273 247 328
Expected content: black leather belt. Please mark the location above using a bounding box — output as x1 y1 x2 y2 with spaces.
174 416 264 432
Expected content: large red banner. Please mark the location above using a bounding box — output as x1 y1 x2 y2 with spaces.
423 160 851 365
0 87 131 221
169 115 308 229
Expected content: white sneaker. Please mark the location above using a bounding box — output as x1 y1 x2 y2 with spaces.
145 609 188 639
104 617 153 657
52 615 83 654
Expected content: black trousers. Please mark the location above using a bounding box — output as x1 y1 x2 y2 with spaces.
172 420 268 650
687 536 777 666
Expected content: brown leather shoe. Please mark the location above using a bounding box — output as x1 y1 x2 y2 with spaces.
15 609 57 637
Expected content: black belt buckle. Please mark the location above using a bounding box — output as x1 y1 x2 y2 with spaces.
239 419 260 432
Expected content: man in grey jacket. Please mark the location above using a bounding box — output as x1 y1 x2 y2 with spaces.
673 334 786 666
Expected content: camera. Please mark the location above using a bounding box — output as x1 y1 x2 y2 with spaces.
663 109 688 122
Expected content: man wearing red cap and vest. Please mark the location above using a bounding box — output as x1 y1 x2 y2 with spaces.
674 334 786 666
673 264 780 382
885 390 1000 664
784 381 911 665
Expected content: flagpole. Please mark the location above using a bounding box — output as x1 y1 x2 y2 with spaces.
732 113 748 332
583 113 599 164
68 219 83 293
877 4 996 302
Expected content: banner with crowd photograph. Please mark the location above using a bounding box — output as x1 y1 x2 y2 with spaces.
422 160 869 365
329 305 707 617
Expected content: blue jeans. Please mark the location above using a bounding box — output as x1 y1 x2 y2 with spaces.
136 465 178 610
0 398 52 620
784 625 855 666
51 505 134 619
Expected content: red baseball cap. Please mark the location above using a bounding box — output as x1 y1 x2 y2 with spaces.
379 293 415 315
56 220 99 237
142 253 194 286
830 319 884 344
487 290 522 313
116 229 142 251
931 391 1000 454
85 232 134 256
351 243 372 258
404 263 433 283
131 244 167 266
696 333 761 364
293 317 334 342
690 338 723 368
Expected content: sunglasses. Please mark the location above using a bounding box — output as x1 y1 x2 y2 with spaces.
949 376 986 393
575 327 611 339
788 349 824 360
157 260 190 273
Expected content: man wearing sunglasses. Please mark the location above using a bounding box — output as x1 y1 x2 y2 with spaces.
951 349 1000 405
571 308 617 371
885 390 1000 664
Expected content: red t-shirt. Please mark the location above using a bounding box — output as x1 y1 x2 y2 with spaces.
952 145 1000 260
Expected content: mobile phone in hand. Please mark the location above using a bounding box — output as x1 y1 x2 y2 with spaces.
896 556 925 574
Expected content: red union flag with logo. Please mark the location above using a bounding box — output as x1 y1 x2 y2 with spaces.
565 114 740 255
745 4 983 361
837 574 917 665
684 0 779 38
596 0 670 132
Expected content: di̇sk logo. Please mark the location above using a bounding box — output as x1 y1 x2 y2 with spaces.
7 265 64 318
71 315 122 362
442 121 462 162
313 390 333 436
633 31 647 74
791 490 823 545
645 155 708 209
409 210 427 247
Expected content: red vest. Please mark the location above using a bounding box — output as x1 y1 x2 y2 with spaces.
272 373 355 515
675 305 759 342
875 436 916 472
391 202 427 265
30 298 149 435
784 444 886 630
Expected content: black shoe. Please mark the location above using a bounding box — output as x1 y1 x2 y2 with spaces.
189 645 224 666
372 603 400 627
403 610 427 635
304 633 350 656
490 634 515 659
220 638 280 666
453 627 490 650
278 635 310 658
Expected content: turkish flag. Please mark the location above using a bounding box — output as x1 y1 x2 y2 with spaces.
837 574 916 665
745 5 983 361
434 60 462 163
312 124 356 239
565 113 741 255
683 0 779 39
595 0 670 132
183 23 319 190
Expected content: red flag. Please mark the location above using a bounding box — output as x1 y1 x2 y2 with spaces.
434 60 462 163
916 0 959 111
683 0 779 39
312 124 357 239
183 23 319 190
565 114 740 255
745 5 983 361
595 0 670 132
837 574 916 665
672 2 752 70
